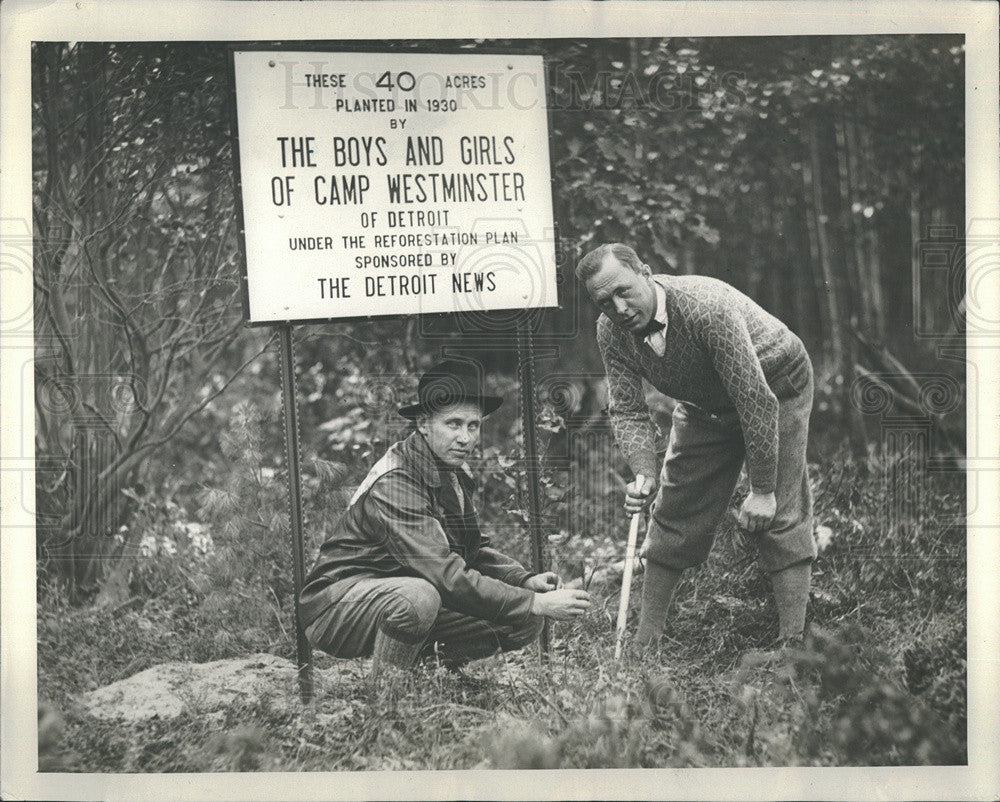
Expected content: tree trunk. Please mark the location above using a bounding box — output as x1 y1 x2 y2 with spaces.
801 124 839 371
804 115 866 453
858 99 888 345
835 115 869 333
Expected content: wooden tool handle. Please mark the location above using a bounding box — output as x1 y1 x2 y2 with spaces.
614 475 645 660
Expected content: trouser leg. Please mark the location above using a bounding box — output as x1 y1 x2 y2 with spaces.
760 364 817 640
642 404 745 571
757 365 817 574
637 404 745 643
419 607 544 668
303 576 442 674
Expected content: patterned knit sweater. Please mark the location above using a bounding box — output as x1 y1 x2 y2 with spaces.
597 274 808 493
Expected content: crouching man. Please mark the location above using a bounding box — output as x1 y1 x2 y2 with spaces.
299 359 591 678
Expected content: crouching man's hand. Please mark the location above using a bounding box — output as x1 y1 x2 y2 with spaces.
530 588 591 621
624 474 657 516
738 491 777 533
524 571 563 592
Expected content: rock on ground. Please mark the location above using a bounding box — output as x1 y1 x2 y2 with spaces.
81 653 352 721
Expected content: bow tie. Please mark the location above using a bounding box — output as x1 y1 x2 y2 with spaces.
636 318 666 338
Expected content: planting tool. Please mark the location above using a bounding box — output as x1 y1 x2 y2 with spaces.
614 474 644 661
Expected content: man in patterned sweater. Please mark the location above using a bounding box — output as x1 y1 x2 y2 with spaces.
577 243 816 647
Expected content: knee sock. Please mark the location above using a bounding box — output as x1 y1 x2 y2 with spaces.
771 560 811 641
636 562 683 646
371 627 423 679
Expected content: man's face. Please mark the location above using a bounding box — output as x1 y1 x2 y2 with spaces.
417 402 483 467
584 254 657 333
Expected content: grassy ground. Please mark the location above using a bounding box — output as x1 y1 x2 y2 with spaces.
37 456 966 771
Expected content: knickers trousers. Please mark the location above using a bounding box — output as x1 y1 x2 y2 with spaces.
642 357 817 574
304 575 543 666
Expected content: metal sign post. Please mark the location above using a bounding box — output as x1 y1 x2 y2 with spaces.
278 324 313 703
516 320 550 658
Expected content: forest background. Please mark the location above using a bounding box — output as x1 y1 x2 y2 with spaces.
32 34 968 770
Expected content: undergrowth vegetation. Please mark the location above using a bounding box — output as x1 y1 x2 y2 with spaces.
37 403 966 771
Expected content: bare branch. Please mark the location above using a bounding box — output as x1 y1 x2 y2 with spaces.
129 335 277 459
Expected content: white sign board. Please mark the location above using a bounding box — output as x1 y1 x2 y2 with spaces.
230 49 558 324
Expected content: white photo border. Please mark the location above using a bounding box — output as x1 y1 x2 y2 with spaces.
2 1 997 800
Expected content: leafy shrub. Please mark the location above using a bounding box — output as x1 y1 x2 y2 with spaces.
734 625 966 766
194 401 296 656
123 489 213 602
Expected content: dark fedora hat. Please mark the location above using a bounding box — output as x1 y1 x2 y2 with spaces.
398 358 503 420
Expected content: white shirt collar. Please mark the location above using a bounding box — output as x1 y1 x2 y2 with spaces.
651 278 668 329
642 278 669 355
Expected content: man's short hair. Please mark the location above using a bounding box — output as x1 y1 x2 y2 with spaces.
575 243 644 281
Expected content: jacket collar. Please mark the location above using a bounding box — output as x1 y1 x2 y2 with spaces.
401 430 476 490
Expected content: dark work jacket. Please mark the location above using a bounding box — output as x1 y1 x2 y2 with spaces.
299 431 536 627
